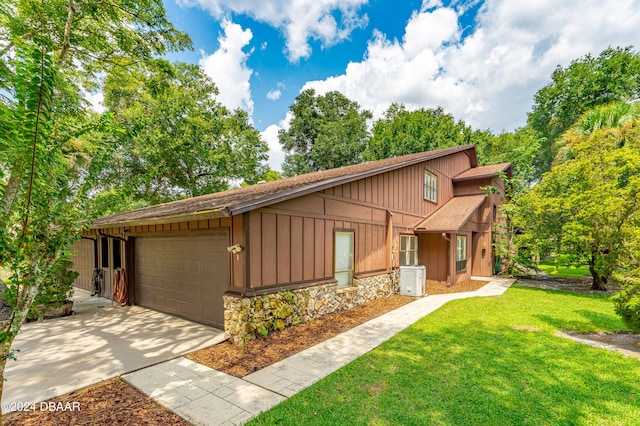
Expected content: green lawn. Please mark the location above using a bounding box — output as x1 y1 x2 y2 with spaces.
538 255 591 278
250 286 640 425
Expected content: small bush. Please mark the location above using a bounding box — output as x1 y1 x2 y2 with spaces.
611 273 640 332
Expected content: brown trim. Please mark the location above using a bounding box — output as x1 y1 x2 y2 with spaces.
227 277 337 297
125 237 135 305
354 269 388 279
257 206 388 226
124 229 231 238
242 211 250 294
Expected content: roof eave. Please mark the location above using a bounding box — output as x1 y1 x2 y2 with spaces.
90 208 231 230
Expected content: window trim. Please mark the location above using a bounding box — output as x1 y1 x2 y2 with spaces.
334 230 355 288
423 170 438 203
456 235 467 272
399 235 418 266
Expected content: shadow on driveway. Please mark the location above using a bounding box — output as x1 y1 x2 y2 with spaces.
3 295 225 408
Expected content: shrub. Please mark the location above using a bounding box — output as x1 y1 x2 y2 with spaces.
611 272 640 332
4 256 77 320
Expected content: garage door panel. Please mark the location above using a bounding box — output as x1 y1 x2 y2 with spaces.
135 232 229 328
71 239 95 291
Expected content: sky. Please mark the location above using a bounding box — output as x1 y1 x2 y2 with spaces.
158 0 640 171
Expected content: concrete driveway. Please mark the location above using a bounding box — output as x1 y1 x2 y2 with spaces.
3 290 226 407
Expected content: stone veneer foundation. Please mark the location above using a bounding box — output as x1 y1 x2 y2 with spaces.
223 272 399 344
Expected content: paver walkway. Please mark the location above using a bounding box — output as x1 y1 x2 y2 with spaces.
123 277 514 425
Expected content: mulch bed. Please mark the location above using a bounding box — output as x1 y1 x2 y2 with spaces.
3 378 190 426
187 294 413 377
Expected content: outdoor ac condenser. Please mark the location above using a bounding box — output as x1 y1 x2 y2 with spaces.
399 265 426 297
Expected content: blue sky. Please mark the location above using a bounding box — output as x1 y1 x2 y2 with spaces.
155 0 640 170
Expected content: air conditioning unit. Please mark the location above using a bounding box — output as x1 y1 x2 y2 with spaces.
399 265 426 297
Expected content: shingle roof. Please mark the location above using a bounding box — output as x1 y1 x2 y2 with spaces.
413 195 486 233
453 162 511 181
92 144 477 228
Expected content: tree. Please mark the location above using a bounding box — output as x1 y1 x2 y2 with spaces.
279 89 372 176
366 103 488 160
515 115 640 290
92 59 269 214
476 127 540 195
0 0 188 411
527 46 640 178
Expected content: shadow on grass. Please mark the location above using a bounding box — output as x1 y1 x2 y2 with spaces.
251 321 640 426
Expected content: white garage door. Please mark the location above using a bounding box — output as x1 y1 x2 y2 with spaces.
135 231 229 328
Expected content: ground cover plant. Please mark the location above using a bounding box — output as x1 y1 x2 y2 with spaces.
250 286 640 425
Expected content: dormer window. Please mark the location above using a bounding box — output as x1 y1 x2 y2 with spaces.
424 170 438 202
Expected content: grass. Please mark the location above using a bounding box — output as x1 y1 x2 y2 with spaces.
537 255 591 278
249 286 640 425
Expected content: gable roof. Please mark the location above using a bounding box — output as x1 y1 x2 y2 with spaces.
92 144 477 228
413 194 486 233
453 162 511 182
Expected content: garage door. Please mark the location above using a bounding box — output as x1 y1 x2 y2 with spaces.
70 238 95 291
135 231 229 328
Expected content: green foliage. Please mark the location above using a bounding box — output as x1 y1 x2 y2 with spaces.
515 116 640 290
0 0 185 404
366 103 488 160
475 127 540 194
528 46 640 178
0 0 191 94
612 273 640 332
279 89 372 176
4 255 77 319
250 287 637 425
94 59 269 212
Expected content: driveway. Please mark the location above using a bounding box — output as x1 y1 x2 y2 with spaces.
3 290 225 407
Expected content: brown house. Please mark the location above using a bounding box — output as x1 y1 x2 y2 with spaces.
71 144 510 341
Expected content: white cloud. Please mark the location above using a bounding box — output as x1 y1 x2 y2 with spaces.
267 89 282 100
302 0 640 132
179 0 369 62
85 91 105 114
260 111 293 171
200 19 254 114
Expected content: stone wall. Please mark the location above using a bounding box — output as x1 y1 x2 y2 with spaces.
223 272 399 344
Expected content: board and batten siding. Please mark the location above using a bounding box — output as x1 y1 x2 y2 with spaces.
247 152 474 288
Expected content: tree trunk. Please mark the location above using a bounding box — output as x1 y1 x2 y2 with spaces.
589 256 607 291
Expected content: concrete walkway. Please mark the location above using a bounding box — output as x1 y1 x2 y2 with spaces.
3 289 226 408
123 277 515 425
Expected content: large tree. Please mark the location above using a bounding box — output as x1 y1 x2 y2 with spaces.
92 59 269 214
0 0 188 410
516 108 640 290
365 103 490 161
527 46 640 178
279 89 372 176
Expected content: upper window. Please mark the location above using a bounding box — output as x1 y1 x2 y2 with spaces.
424 170 438 202
400 235 418 266
335 231 355 288
456 235 467 272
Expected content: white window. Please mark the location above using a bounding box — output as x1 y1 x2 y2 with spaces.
335 231 354 288
456 235 467 272
424 170 438 202
400 235 418 266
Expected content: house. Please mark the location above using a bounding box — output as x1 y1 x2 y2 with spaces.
70 144 510 342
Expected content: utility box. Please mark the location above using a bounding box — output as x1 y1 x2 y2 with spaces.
399 265 426 297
